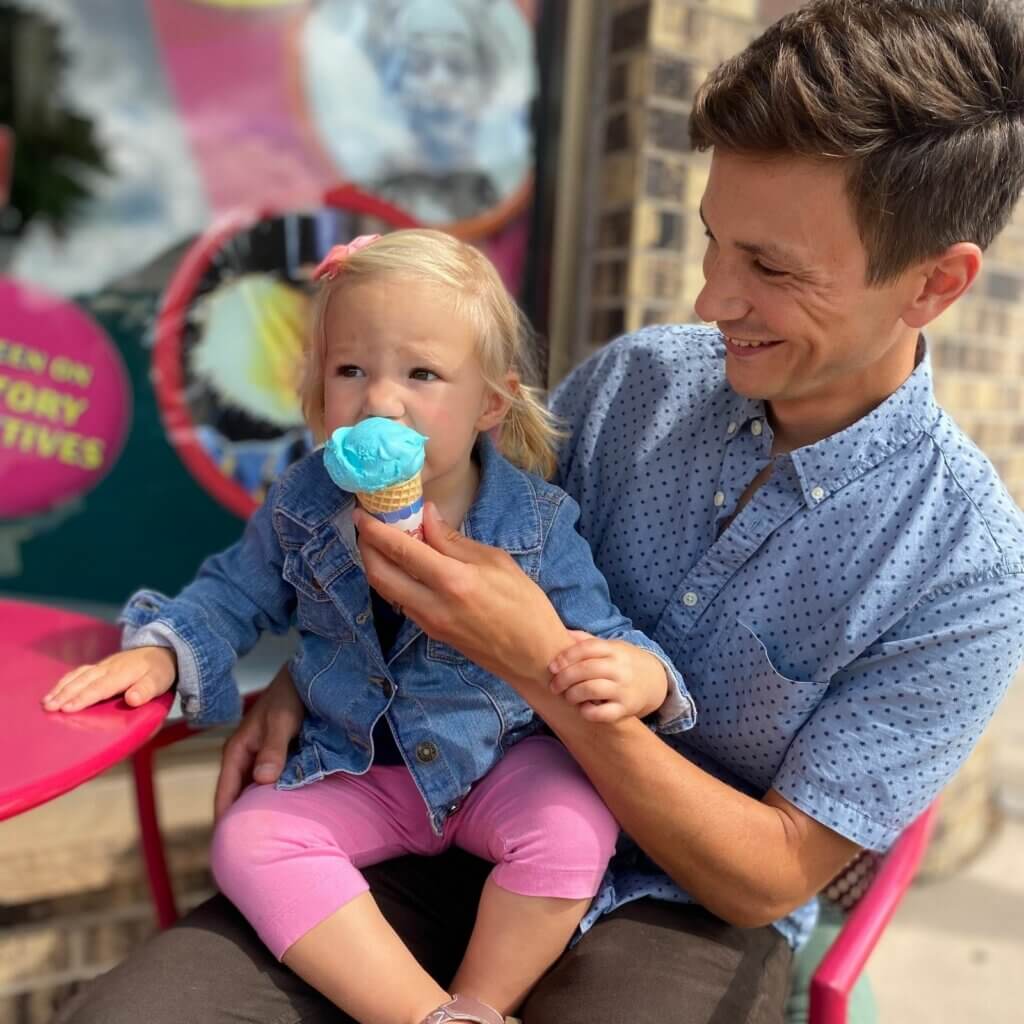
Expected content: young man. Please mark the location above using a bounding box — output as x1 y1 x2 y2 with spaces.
59 1 1024 1022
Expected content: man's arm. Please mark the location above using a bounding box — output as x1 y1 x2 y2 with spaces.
533 694 859 927
356 503 860 926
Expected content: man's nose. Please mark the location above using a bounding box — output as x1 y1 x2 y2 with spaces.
694 259 751 325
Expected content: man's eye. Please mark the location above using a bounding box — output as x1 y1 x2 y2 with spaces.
336 365 363 377
410 368 439 381
756 262 787 278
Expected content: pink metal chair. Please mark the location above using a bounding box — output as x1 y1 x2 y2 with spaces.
808 802 939 1024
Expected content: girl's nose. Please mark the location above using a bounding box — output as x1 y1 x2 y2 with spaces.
362 380 405 420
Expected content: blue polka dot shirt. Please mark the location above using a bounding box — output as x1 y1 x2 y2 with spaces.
552 326 1024 946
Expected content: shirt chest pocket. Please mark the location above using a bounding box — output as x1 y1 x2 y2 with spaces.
730 620 830 721
692 622 831 787
282 550 355 643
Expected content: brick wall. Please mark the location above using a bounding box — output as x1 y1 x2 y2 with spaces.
0 862 213 1024
0 739 222 1024
579 0 761 364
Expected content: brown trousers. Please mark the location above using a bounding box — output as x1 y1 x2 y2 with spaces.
55 850 792 1024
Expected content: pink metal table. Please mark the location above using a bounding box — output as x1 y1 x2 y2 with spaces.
0 597 173 820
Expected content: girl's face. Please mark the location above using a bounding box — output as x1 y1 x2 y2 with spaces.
321 276 508 498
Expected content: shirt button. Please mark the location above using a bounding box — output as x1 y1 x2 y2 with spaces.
446 801 461 815
750 419 763 436
415 741 439 764
726 421 738 435
811 486 826 502
713 491 726 507
682 591 699 607
356 608 371 624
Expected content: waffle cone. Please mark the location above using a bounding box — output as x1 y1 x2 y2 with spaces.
356 474 423 515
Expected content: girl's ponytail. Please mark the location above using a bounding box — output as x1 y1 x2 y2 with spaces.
497 382 564 480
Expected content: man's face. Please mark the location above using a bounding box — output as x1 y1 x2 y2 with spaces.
694 150 923 427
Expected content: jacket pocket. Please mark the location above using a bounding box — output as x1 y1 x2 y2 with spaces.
454 660 536 746
424 637 466 665
282 551 354 642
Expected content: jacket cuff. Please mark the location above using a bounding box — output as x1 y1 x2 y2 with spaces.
120 589 240 725
122 621 201 720
625 636 696 734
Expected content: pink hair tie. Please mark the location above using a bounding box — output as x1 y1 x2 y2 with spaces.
313 233 381 281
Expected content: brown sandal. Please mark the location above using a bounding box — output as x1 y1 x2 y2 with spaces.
419 994 505 1024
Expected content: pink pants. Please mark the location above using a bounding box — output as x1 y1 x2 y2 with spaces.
211 736 620 958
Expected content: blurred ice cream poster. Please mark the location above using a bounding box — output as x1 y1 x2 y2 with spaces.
0 0 540 603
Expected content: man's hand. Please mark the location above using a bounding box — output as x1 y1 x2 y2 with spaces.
214 663 304 820
548 631 670 722
355 502 573 690
42 646 177 712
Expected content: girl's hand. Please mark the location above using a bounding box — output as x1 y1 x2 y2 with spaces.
214 663 304 820
548 631 670 723
42 646 177 713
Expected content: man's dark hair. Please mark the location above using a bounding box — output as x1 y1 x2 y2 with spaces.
689 0 1024 283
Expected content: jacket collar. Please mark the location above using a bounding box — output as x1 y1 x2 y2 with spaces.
462 433 543 554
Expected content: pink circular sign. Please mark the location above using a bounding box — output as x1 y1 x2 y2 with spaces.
0 278 131 518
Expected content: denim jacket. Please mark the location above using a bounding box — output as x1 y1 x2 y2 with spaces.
122 435 694 832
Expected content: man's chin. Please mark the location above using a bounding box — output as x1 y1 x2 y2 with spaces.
725 364 780 401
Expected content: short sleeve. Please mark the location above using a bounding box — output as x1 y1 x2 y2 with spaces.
773 571 1024 849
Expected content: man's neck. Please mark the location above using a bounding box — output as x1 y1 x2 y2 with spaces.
768 331 920 454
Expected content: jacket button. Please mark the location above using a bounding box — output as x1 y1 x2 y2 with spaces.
415 741 439 763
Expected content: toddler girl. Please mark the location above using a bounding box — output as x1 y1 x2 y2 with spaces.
44 230 692 1024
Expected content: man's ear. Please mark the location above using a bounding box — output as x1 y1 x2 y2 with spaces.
902 242 982 329
476 371 517 433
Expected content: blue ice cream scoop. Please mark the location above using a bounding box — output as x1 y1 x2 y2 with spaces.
324 417 428 492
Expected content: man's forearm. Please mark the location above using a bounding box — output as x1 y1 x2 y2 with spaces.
522 682 855 927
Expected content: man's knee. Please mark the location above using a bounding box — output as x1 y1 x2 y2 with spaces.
522 901 792 1024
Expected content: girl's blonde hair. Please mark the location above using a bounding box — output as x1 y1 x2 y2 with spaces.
301 228 562 478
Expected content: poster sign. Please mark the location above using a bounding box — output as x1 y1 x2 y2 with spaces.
0 0 540 601
0 279 130 519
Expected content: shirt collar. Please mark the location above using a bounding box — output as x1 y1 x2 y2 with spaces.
723 336 942 508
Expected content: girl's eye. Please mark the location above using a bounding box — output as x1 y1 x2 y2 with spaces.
410 368 439 381
335 365 364 378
